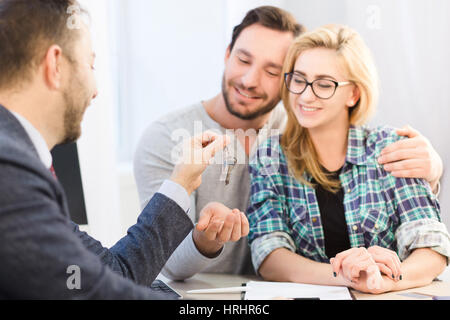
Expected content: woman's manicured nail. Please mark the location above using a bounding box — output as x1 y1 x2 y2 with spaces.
399 275 403 281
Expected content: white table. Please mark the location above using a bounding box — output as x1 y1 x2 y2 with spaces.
160 266 450 300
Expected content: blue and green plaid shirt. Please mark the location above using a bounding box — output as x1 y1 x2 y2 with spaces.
247 126 450 272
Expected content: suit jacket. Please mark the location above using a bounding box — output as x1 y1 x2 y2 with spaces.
0 105 193 299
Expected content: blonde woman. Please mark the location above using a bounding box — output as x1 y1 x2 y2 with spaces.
247 24 450 294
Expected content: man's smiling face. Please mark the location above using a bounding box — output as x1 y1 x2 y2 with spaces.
222 24 294 121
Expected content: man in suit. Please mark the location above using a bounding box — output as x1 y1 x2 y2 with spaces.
0 0 231 299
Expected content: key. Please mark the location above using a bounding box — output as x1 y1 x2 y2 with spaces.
224 158 237 185
221 146 237 186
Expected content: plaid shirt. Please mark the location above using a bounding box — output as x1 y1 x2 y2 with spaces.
247 126 450 271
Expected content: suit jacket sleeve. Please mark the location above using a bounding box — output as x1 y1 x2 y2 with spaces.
71 192 194 285
0 161 192 299
134 120 215 281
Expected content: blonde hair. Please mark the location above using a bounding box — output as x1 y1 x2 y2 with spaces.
280 24 379 192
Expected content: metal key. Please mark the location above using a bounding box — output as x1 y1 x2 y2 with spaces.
224 158 237 185
221 146 237 186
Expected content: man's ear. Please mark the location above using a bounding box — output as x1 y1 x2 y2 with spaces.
347 85 361 108
43 45 64 90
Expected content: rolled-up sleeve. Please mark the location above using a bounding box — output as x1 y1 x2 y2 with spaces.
395 219 450 264
251 232 296 273
391 175 450 264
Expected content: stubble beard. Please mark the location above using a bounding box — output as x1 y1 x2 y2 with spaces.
60 71 89 145
221 74 280 121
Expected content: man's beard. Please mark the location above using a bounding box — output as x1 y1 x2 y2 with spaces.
222 75 280 121
60 92 84 145
60 76 89 145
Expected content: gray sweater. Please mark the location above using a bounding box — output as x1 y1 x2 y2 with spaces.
133 102 286 280
0 105 193 299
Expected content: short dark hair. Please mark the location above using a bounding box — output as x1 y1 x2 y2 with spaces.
229 6 306 53
0 0 85 90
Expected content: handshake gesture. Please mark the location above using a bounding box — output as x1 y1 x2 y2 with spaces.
330 246 402 294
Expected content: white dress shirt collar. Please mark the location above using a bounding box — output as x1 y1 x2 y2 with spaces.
11 111 53 169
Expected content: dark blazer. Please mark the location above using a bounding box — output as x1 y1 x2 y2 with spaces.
0 105 193 299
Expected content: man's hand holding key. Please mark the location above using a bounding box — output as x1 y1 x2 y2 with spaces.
170 131 230 195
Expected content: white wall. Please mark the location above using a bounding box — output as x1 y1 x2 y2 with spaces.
114 0 229 163
76 0 122 247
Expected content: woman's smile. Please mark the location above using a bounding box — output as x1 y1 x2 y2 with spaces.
298 104 322 115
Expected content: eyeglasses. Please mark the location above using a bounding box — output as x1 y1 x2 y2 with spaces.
284 72 352 100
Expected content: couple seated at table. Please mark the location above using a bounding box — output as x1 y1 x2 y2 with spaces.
246 24 450 294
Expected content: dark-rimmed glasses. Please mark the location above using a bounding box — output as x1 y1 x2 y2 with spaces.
284 72 352 100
